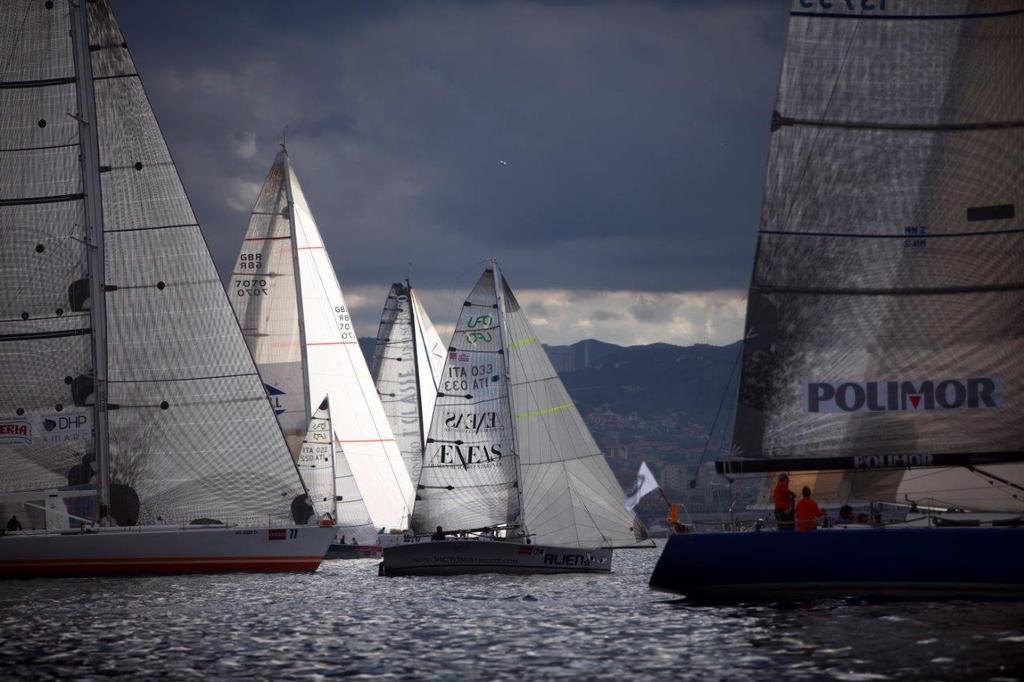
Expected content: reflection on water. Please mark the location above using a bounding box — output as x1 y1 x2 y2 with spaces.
2 544 1023 680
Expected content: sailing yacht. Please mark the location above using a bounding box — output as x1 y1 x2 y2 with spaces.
649 0 1024 598
0 0 334 575
380 261 646 576
228 150 415 550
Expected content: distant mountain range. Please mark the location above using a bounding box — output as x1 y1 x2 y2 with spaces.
358 337 740 425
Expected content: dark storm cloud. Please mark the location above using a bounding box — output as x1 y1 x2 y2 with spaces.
113 0 786 337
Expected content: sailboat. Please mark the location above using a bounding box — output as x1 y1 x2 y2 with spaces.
380 261 646 576
649 0 1024 598
228 149 415 550
370 280 446 490
0 0 334 575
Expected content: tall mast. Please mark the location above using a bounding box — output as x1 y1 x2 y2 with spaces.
406 280 428 456
491 259 526 538
70 0 111 516
282 148 312 426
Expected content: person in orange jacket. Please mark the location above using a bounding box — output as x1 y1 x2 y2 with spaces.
796 486 825 531
772 473 796 531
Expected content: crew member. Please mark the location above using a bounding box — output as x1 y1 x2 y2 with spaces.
836 505 856 525
773 473 795 531
796 486 825 531
6 515 22 532
431 525 445 541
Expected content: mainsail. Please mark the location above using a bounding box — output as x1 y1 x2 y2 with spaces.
731 0 1024 512
371 281 445 487
0 0 307 527
228 150 414 532
412 263 645 547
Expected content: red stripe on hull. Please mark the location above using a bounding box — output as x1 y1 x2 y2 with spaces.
0 558 323 577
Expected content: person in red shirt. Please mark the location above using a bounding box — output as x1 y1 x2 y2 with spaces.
772 473 796 531
796 486 825 531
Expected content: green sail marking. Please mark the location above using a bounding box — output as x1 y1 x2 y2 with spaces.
516 403 573 419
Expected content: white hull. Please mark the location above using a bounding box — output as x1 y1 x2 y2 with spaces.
0 525 335 577
380 540 613 576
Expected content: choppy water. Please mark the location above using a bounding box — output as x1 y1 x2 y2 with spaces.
2 544 1023 680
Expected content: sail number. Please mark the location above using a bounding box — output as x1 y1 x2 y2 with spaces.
235 279 268 296
334 305 354 340
798 0 886 10
444 363 496 391
238 252 263 270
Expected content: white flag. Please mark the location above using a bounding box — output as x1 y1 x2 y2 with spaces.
624 461 659 510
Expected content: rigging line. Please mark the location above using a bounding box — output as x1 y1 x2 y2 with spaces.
692 342 742 485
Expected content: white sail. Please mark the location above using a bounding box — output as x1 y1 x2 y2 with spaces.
229 151 414 533
371 282 445 487
499 266 646 547
298 397 336 522
412 269 520 534
412 263 646 547
0 0 308 528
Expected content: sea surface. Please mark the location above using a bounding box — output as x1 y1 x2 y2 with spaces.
2 543 1023 681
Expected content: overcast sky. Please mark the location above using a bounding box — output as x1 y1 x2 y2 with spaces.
115 0 788 346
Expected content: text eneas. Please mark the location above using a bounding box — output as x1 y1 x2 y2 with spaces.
435 411 504 468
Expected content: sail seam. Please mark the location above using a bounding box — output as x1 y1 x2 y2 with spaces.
108 371 259 384
0 142 79 153
105 222 199 234
753 283 1024 296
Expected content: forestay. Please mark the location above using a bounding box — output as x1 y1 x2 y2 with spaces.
229 150 414 532
371 282 445 487
0 0 308 527
731 0 1024 512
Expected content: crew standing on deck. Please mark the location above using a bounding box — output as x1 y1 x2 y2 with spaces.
773 473 796 531
796 486 825 531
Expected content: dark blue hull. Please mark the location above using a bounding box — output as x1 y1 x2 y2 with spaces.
649 528 1024 600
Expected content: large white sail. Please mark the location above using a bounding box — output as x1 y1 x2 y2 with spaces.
499 266 645 547
371 282 445 487
412 269 520 534
412 263 646 547
0 0 308 528
730 1 1024 513
229 151 414 533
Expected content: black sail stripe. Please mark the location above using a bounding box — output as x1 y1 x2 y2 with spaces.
753 282 1024 297
0 327 91 343
773 114 1024 133
790 9 1024 21
0 193 83 207
759 227 1024 239
0 77 75 90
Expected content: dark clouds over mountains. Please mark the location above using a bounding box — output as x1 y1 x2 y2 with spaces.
114 0 788 344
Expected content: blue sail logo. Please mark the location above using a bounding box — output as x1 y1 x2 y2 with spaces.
265 383 287 416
